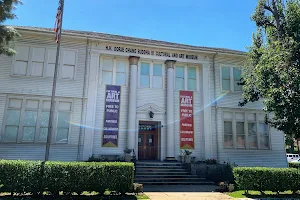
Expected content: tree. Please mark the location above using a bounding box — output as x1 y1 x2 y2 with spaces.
0 0 22 56
240 0 300 138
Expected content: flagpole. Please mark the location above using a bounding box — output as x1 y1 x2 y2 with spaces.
45 0 65 161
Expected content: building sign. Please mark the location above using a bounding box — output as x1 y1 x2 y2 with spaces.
102 85 121 147
179 91 194 149
105 45 198 60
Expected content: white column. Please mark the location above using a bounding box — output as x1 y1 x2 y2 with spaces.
82 51 100 160
127 56 140 151
202 63 213 159
165 60 176 160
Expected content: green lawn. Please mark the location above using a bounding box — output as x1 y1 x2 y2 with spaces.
228 190 300 199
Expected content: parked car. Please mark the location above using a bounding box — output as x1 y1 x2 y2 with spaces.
286 153 300 162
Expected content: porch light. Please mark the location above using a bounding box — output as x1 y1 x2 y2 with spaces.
149 110 154 119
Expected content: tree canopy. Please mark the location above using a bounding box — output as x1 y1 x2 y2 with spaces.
240 0 300 137
0 0 22 56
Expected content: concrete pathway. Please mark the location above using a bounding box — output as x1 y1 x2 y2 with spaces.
143 185 233 200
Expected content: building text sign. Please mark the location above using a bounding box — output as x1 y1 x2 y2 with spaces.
102 85 121 147
105 45 198 60
180 91 194 149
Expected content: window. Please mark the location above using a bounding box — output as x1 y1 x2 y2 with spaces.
102 58 113 84
140 62 150 88
14 46 29 75
12 45 77 79
139 62 163 89
153 64 163 88
175 65 198 91
175 66 184 90
61 50 76 79
247 113 257 148
101 57 127 86
56 102 71 143
223 111 270 149
116 60 127 86
221 67 230 91
187 67 197 90
221 66 242 92
2 97 72 143
224 121 233 148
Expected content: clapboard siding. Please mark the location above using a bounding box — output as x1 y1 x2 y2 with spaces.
0 32 89 98
93 85 129 155
0 144 78 161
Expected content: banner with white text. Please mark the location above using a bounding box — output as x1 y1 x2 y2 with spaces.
180 90 194 149
102 85 121 147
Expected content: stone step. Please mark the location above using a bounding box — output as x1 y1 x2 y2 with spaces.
135 177 206 181
135 165 185 169
136 171 191 175
136 181 215 185
135 175 198 178
136 162 182 166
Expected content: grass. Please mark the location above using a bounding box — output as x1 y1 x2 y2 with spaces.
228 190 300 199
0 192 149 200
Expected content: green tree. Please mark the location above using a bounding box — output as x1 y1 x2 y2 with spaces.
240 0 300 137
0 0 22 56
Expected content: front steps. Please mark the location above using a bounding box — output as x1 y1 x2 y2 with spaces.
135 161 215 185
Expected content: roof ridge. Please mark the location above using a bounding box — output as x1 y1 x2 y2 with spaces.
10 25 246 55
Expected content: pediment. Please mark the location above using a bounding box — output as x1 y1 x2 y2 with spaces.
137 103 166 114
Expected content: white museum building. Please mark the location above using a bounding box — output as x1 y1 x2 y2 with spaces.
0 26 287 167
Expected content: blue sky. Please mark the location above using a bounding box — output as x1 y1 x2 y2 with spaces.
7 0 258 51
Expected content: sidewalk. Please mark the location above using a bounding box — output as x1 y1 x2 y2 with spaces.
143 185 233 200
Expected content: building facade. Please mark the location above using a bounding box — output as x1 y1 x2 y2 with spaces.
0 26 287 167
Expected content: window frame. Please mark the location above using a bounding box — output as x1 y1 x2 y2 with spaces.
100 56 129 86
220 65 242 93
11 44 78 80
175 64 199 91
1 95 73 144
222 110 271 150
138 60 165 89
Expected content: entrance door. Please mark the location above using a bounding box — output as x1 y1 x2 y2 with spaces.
138 122 158 160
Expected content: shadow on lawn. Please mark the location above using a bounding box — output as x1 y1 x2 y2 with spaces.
0 194 140 200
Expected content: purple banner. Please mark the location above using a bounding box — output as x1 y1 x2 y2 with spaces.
102 85 121 147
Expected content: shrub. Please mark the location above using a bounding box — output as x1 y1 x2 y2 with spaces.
233 167 300 193
289 162 300 169
0 160 134 195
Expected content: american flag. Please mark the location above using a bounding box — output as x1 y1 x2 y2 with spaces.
54 0 63 43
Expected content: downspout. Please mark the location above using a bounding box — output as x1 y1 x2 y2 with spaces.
77 37 90 161
212 52 219 161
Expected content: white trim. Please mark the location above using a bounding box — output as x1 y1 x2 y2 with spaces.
99 56 129 86
11 44 78 80
1 95 73 144
138 60 164 89
174 64 199 91
221 109 271 150
220 64 242 93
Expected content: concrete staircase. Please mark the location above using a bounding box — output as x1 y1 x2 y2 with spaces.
135 161 214 185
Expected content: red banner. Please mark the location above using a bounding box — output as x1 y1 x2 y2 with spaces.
180 91 194 149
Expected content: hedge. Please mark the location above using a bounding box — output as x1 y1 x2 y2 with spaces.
233 167 300 193
289 162 300 169
0 160 134 195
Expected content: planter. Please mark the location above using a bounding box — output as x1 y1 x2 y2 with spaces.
125 154 131 162
184 156 191 164
180 155 185 163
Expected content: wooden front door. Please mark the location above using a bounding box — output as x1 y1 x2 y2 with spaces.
138 122 158 160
